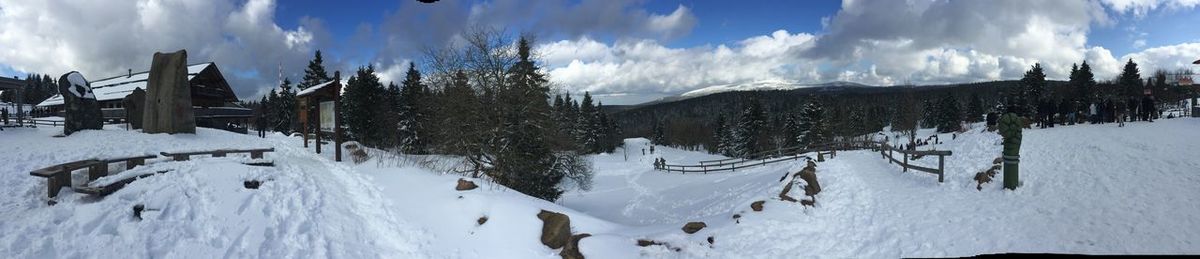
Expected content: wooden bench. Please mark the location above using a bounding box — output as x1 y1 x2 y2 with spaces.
28 154 158 200
75 170 172 196
29 159 102 199
160 148 275 161
88 155 158 182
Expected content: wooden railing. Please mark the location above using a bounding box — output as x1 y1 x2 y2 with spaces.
660 141 874 174
660 140 953 183
875 142 953 182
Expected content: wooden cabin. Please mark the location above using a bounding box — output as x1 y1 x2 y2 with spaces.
36 62 252 132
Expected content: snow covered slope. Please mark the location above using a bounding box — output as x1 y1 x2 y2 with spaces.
560 119 1200 257
2 118 1199 258
0 127 427 258
679 80 869 99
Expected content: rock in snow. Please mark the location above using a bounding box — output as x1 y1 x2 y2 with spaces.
456 178 478 191
537 210 572 249
682 222 707 234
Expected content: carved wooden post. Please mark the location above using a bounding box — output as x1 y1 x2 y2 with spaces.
998 113 1023 190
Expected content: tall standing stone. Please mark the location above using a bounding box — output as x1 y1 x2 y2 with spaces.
57 71 103 135
123 88 145 130
142 50 195 134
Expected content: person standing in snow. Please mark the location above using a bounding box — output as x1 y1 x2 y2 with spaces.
255 112 266 138
649 145 655 154
1116 100 1127 127
1142 95 1155 122
1089 102 1098 124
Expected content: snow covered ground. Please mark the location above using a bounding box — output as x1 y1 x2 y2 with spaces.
0 126 426 258
1 118 1199 258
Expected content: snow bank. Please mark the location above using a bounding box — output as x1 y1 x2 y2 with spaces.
0 127 426 258
563 119 1200 257
3 117 1198 258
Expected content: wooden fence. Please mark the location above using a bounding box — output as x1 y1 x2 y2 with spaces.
660 140 954 182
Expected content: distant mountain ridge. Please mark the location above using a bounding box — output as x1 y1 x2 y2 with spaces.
680 80 873 98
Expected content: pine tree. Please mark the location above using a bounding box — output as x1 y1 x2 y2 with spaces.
576 92 600 153
936 93 962 133
713 115 733 156
382 81 402 148
398 62 430 154
1077 61 1096 101
274 78 298 134
731 102 767 157
651 120 666 145
966 93 984 122
493 37 569 201
921 99 938 128
797 101 828 147
893 90 919 147
1019 63 1046 117
437 70 484 156
300 50 332 89
782 113 802 148
266 89 280 131
341 65 386 146
1119 59 1143 98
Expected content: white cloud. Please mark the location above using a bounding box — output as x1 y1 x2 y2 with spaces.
0 0 325 99
540 30 819 95
1121 42 1200 73
1101 0 1200 17
1134 39 1148 49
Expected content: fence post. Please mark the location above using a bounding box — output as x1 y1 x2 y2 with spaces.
902 152 908 172
888 149 893 164
938 154 945 183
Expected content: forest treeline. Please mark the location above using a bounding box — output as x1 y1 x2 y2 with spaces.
616 60 1195 156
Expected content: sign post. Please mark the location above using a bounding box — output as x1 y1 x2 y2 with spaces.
297 72 343 162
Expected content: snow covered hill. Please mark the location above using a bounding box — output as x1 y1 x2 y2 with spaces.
679 80 870 99
1 118 1199 258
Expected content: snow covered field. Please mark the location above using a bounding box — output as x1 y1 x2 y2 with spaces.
1 118 1199 258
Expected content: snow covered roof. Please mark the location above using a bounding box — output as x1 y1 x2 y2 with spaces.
0 76 21 90
297 80 337 97
37 63 213 107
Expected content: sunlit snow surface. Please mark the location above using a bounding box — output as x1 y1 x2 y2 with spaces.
2 119 1199 258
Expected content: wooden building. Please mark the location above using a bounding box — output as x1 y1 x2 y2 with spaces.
36 62 252 132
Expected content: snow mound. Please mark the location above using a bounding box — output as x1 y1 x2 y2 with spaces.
0 127 426 258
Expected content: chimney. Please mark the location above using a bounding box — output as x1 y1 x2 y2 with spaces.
127 69 132 78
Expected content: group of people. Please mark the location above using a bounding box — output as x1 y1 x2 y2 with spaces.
652 157 668 170
1032 95 1158 128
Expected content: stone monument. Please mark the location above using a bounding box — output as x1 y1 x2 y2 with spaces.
142 50 195 134
123 88 145 129
57 71 103 135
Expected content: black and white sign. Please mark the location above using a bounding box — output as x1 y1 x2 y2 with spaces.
65 71 95 99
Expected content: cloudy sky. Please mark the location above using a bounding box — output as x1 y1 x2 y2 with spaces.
1 0 1199 105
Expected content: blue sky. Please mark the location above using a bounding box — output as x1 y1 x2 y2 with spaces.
270 0 1197 61
2 0 1199 105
